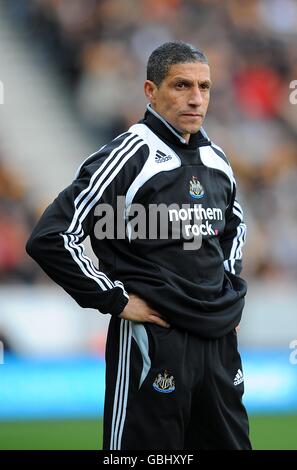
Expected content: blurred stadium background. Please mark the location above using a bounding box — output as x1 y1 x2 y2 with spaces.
0 0 297 450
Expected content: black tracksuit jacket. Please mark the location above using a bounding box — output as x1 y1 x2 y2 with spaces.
26 105 247 338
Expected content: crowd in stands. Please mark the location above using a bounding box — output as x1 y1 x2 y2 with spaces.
0 153 45 282
2 0 297 283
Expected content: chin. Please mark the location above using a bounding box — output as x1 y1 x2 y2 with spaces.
189 127 201 134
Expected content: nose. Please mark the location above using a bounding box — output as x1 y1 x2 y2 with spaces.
188 85 203 106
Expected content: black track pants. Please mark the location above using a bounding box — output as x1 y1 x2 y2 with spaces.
103 316 251 450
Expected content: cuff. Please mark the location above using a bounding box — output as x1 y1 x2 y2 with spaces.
110 292 129 316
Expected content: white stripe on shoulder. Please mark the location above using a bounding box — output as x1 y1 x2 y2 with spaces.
72 134 139 229
61 135 145 292
74 132 128 179
75 137 144 231
200 145 235 187
74 145 106 180
125 123 181 210
211 142 227 158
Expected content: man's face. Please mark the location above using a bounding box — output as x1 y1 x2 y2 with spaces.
144 62 211 142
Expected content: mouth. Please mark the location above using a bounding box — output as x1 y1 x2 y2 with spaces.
181 113 204 118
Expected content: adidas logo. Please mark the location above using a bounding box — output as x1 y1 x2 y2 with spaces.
155 150 172 163
233 369 244 386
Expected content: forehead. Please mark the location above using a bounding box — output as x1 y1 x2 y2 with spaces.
164 62 211 82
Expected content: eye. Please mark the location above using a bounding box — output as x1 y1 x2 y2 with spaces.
176 82 187 89
200 82 210 90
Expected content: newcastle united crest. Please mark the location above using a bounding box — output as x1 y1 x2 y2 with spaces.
153 370 175 394
189 176 205 199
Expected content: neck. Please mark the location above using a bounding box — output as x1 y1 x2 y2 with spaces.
147 104 188 145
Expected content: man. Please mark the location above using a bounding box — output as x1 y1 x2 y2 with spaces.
26 41 251 450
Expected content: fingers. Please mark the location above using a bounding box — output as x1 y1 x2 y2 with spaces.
148 314 170 328
146 307 161 318
119 294 170 328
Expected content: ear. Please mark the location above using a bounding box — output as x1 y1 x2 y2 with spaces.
144 80 157 103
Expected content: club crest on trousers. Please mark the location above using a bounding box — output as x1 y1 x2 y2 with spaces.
153 370 175 393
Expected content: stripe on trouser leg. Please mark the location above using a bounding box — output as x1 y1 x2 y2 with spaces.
110 319 132 450
131 323 151 389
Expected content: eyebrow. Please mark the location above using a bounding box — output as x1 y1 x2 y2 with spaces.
173 77 212 85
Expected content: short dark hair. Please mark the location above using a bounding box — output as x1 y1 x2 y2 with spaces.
147 41 208 87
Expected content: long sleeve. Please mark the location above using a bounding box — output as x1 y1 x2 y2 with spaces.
221 185 247 276
26 132 148 315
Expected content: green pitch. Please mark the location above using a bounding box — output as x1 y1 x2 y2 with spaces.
0 415 296 450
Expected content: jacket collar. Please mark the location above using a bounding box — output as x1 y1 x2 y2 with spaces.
141 104 211 150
